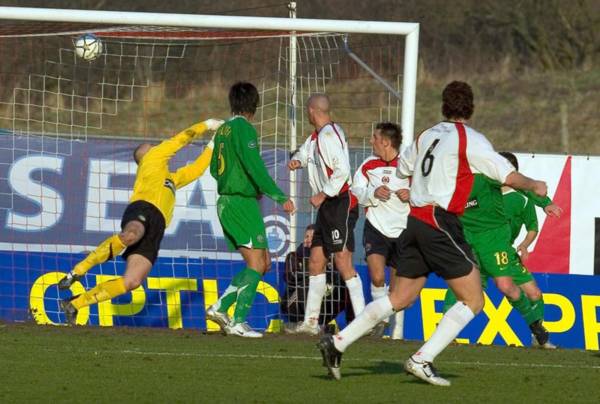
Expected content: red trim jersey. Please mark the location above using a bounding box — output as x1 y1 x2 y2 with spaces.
397 121 514 227
292 122 352 197
352 155 410 238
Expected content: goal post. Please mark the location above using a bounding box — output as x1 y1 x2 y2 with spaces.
0 6 419 331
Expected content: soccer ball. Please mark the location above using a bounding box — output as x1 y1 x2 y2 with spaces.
74 33 103 61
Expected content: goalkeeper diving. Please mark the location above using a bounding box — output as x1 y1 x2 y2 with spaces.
58 118 224 325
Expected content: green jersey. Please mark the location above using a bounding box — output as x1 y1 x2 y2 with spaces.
210 116 287 204
461 174 507 236
502 189 552 243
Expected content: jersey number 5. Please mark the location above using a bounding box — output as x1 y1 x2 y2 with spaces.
217 143 226 176
421 139 440 177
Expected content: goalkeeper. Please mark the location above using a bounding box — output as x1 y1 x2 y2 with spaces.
58 118 223 325
205 81 295 338
443 153 562 347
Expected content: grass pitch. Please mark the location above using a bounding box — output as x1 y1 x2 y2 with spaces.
0 323 598 403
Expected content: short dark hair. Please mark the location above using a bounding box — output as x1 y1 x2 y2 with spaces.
133 143 149 164
305 224 316 232
375 122 402 149
229 81 259 115
499 151 519 171
442 81 474 120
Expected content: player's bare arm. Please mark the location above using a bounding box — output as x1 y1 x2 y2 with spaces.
309 191 327 208
504 171 548 197
517 230 537 261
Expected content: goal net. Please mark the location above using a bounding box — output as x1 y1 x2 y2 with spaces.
0 11 417 331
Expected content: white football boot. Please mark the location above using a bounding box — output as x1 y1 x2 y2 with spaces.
284 321 320 336
225 322 263 338
205 305 231 335
404 356 451 387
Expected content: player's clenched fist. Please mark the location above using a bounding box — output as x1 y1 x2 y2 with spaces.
396 188 410 202
374 185 391 201
288 160 302 170
283 199 296 214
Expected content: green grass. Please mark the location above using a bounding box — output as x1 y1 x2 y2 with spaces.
1 323 599 403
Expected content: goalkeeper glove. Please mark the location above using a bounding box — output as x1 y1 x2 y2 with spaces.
204 118 224 131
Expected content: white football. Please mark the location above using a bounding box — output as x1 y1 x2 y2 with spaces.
74 33 103 61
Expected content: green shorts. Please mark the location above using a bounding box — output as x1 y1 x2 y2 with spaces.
217 195 268 251
466 225 534 285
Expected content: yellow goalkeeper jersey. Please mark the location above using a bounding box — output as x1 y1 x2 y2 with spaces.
130 122 213 226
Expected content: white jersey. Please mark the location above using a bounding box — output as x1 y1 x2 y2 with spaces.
397 121 514 214
352 155 410 238
292 122 352 197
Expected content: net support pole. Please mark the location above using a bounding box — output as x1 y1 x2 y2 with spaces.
288 1 298 251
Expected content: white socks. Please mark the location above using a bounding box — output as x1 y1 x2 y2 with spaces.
303 274 327 326
333 296 394 352
346 275 366 316
370 283 387 301
390 310 405 340
413 302 475 363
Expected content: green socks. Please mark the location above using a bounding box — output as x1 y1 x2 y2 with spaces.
214 270 247 313
232 269 261 324
215 268 262 324
509 290 539 325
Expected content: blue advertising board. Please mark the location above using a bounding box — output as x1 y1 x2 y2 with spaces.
1 131 599 350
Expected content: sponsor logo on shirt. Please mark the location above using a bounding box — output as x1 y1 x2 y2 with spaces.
465 198 479 209
164 178 176 195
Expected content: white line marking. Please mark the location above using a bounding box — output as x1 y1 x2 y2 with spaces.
115 349 600 370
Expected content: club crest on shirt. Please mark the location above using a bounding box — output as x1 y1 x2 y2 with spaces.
382 176 390 184
164 178 176 195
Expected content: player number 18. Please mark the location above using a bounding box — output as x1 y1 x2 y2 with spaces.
494 251 509 265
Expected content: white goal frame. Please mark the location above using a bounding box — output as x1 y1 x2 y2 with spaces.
0 6 419 144
0 5 419 250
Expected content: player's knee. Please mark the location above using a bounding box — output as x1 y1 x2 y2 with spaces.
369 273 385 288
123 277 142 291
333 250 351 269
526 287 543 301
469 294 485 314
388 293 415 311
262 257 271 273
308 258 326 275
120 228 143 246
496 280 520 300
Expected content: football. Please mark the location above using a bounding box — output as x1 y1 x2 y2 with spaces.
74 33 103 61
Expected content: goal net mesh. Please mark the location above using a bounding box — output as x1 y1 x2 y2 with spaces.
0 23 404 331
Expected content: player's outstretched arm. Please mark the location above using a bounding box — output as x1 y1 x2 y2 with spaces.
172 141 215 189
147 119 223 163
504 171 547 197
288 138 310 170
